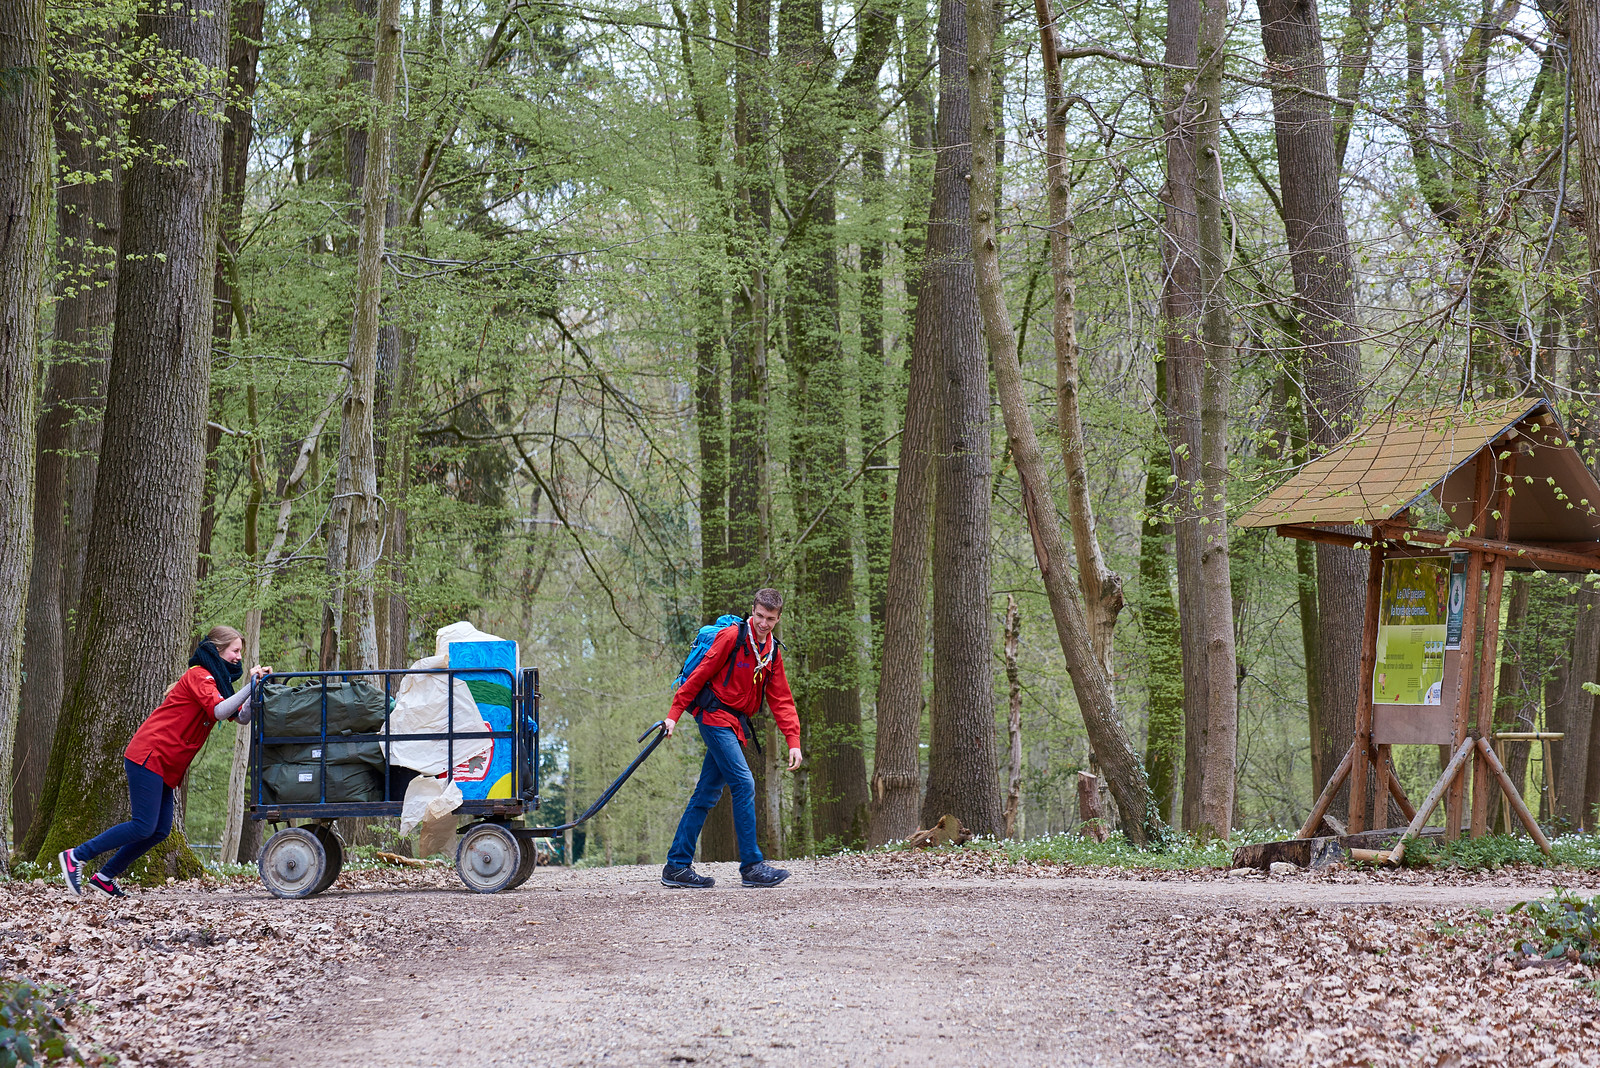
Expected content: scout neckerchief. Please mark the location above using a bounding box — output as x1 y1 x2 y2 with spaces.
748 623 775 689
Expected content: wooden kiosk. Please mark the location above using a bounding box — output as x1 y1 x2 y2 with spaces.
1238 398 1600 863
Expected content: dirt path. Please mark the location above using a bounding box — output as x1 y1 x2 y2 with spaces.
207 860 1595 1068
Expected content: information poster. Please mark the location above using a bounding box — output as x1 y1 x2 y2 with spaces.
1374 557 1449 706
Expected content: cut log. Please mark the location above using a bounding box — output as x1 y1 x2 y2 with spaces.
906 814 973 848
1230 836 1344 870
1346 847 1397 865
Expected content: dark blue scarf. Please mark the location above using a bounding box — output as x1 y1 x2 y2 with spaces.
189 640 243 698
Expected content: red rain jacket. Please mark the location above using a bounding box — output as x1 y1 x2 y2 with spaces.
125 666 224 787
668 624 799 748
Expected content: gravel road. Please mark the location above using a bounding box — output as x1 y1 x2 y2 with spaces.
215 859 1592 1068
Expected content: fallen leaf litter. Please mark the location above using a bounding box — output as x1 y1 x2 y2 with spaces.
5 851 1600 1066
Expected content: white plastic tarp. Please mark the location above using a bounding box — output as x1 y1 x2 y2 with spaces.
383 620 506 776
398 775 464 837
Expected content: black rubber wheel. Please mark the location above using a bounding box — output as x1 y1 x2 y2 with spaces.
506 835 537 890
308 824 344 894
259 827 329 899
456 823 521 894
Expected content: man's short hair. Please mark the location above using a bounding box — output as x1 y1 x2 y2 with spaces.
753 588 784 612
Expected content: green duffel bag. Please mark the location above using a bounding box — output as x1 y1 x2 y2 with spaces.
263 740 386 772
260 679 389 739
259 761 384 804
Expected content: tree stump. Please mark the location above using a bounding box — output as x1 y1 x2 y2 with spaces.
1077 772 1110 842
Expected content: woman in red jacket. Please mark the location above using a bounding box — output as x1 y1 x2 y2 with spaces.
58 625 271 897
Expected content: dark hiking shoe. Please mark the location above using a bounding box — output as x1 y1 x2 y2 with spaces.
58 849 83 896
740 862 789 888
661 864 715 889
88 873 126 898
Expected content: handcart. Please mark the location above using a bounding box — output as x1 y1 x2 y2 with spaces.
248 666 666 898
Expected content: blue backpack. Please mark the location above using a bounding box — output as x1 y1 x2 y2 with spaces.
673 614 744 693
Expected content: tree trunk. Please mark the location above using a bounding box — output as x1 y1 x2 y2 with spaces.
912 0 999 837
859 143 891 669
673 1 740 865
18 38 122 848
1139 372 1183 825
206 1 267 866
16 76 120 862
1556 592 1600 828
1038 0 1122 673
1161 0 1209 832
1003 594 1023 838
0 0 50 872
969 0 1154 845
1493 575 1532 833
729 0 778 857
34 0 225 879
1258 0 1366 822
1192 0 1236 839
856 2 895 671
866 0 936 854
777 0 887 851
868 221 937 845
337 0 401 673
1565 0 1600 827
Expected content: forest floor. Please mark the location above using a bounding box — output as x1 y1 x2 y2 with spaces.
5 853 1600 1067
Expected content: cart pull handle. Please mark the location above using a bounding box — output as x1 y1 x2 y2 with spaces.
526 721 668 836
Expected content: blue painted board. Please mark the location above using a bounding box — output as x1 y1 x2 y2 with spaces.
448 640 519 799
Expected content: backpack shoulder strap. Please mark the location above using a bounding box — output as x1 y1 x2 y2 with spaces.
720 620 747 688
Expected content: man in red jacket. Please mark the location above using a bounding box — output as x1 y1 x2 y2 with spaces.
662 588 802 888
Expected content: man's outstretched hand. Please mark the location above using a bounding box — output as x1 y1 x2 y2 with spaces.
788 747 803 771
663 717 676 737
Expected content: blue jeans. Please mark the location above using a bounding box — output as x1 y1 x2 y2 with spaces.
667 720 763 869
74 758 175 879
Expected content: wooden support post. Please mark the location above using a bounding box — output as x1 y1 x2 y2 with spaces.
1475 736 1552 855
1384 756 1418 823
1375 743 1393 827
1471 452 1515 837
1389 738 1477 865
1447 454 1493 840
1350 543 1386 834
1297 743 1354 839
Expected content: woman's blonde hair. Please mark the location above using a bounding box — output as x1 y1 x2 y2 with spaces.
205 624 244 651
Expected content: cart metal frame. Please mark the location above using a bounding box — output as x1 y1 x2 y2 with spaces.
246 666 666 897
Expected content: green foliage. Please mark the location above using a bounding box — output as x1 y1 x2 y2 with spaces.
1397 834 1600 871
879 828 1286 870
0 980 83 1068
1508 889 1600 965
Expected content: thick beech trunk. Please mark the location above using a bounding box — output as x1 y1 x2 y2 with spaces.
18 41 121 848
0 0 50 870
34 0 225 879
1258 0 1365 820
867 0 936 849
970 0 1154 845
913 0 1000 837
